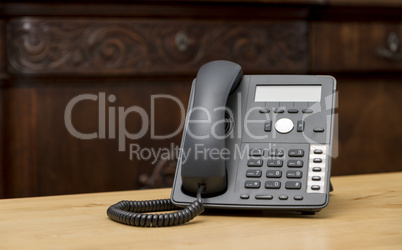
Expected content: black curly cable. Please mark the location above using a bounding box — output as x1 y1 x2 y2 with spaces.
107 185 205 227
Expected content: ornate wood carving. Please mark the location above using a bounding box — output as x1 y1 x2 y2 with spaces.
7 18 308 75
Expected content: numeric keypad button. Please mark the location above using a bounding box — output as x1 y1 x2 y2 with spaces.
265 181 281 189
245 181 261 189
268 149 285 157
247 159 263 167
288 149 304 157
286 170 303 178
266 170 282 178
246 169 262 177
287 160 303 168
285 181 302 189
267 160 283 167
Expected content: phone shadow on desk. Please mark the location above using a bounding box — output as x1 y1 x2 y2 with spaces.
201 208 333 220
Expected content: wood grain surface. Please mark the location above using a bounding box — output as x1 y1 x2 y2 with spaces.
0 172 401 249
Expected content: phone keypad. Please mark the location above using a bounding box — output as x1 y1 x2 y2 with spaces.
245 147 305 191
242 144 329 203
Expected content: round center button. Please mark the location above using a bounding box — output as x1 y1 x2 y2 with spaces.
275 118 294 134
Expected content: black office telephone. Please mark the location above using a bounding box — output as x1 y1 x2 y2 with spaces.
107 60 336 227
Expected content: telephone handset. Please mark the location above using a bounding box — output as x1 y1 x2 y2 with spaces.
107 60 337 227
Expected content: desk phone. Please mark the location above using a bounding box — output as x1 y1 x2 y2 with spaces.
107 61 336 227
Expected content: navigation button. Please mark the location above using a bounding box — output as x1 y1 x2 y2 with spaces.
297 120 304 132
275 118 294 134
264 120 272 132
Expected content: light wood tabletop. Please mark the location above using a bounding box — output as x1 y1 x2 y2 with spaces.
0 172 401 249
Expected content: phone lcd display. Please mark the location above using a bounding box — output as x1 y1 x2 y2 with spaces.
254 85 322 102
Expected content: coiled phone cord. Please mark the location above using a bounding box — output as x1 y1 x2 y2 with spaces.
107 185 205 227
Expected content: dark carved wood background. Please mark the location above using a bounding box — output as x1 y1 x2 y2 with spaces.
7 18 308 75
1 1 402 197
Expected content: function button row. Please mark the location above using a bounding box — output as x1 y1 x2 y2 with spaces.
258 108 313 114
240 194 304 201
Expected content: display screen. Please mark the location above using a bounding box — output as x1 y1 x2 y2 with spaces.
254 85 322 102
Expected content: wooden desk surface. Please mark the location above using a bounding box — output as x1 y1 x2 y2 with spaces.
1 172 401 249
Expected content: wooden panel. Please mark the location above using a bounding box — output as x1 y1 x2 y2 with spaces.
0 20 5 197
3 78 192 198
331 76 402 175
7 18 308 75
327 0 402 7
312 22 402 72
